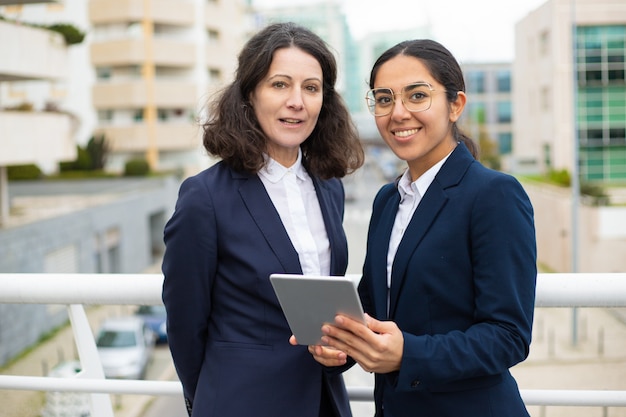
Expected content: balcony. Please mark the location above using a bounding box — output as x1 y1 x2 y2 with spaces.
92 80 197 109
95 122 200 152
0 272 625 417
0 111 74 166
89 0 194 26
0 20 67 81
90 39 196 67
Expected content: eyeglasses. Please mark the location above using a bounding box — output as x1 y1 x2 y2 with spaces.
365 82 444 117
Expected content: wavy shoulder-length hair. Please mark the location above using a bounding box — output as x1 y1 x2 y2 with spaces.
202 22 364 179
369 39 479 159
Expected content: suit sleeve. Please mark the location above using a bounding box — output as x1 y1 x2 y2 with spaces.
162 175 217 407
396 174 537 391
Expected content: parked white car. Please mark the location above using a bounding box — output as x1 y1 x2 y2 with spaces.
95 316 155 379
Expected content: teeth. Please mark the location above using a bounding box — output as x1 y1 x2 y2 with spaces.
394 128 418 138
282 119 301 124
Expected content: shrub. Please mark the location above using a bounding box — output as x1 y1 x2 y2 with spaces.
7 164 43 180
548 169 571 187
86 135 110 170
59 145 91 171
580 182 610 206
124 158 150 177
47 23 85 46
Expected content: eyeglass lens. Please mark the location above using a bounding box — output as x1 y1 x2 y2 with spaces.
366 83 433 116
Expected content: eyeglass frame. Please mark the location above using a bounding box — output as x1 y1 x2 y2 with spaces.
365 82 447 117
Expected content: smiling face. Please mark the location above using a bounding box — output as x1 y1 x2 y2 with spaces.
249 46 324 167
372 54 466 181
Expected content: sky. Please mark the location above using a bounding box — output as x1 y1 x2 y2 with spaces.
252 0 549 63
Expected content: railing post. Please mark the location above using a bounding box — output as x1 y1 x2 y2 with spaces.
67 304 114 417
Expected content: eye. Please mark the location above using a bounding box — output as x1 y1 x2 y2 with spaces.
304 84 320 93
408 91 428 102
376 95 393 106
272 81 287 89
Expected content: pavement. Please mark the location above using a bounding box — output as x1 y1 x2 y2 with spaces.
2 304 626 417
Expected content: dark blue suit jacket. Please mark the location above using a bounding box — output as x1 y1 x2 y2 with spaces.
358 143 537 417
162 161 352 417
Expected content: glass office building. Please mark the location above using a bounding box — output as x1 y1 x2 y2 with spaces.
576 25 626 182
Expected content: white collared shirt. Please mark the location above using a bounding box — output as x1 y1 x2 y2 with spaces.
258 150 331 276
386 152 453 297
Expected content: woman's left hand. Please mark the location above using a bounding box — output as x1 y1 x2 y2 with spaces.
289 335 349 366
321 313 404 374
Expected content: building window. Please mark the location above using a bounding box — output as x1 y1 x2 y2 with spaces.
207 29 220 43
208 68 222 84
539 30 550 56
466 71 485 94
466 102 486 123
541 86 551 111
496 70 511 93
498 132 512 154
96 67 112 81
497 101 512 123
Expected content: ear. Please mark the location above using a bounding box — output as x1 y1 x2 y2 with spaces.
449 91 467 123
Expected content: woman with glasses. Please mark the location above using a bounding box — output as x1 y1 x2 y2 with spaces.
305 39 537 417
162 22 364 417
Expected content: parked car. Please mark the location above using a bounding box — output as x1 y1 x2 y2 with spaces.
135 304 168 344
95 317 155 380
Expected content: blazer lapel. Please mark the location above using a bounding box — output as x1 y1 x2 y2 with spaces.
373 191 401 320
311 177 347 275
388 184 448 319
387 143 475 319
237 172 302 274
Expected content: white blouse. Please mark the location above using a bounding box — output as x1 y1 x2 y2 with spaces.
259 150 331 276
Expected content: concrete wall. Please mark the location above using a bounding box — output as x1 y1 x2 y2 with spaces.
523 181 626 273
0 176 179 366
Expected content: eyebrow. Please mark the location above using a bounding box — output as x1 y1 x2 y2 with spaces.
268 74 322 83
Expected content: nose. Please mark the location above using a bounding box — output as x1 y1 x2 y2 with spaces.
390 94 409 119
286 89 304 110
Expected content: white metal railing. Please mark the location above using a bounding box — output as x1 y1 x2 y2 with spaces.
1 273 626 417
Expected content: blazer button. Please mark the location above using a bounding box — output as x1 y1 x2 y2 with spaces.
411 380 420 388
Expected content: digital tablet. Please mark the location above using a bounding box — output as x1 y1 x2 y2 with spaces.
269 273 365 346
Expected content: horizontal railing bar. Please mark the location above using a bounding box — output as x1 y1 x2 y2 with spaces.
1 273 626 307
534 272 626 307
1 375 625 406
0 273 163 305
1 272 626 411
0 375 181 396
521 389 626 407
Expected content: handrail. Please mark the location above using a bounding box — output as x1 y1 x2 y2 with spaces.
1 272 626 416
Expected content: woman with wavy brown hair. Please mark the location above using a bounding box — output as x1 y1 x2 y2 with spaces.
162 22 364 417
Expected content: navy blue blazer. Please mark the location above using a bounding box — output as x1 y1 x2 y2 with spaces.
162 161 352 417
359 143 537 417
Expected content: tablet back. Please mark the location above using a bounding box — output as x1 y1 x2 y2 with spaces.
269 274 365 345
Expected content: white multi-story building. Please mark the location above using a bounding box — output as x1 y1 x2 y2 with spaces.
0 0 76 224
88 0 254 174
